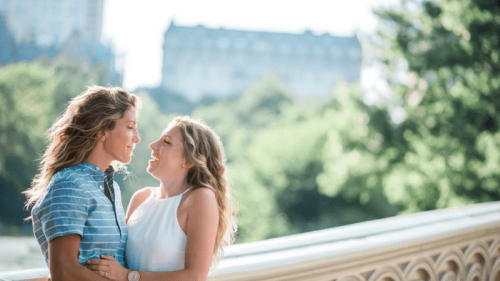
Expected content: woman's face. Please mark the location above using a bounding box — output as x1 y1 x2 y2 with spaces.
147 125 188 180
102 106 140 164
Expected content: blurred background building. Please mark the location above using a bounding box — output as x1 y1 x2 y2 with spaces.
0 0 103 47
161 21 362 102
0 0 121 85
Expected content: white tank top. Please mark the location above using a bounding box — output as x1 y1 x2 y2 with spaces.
125 187 191 271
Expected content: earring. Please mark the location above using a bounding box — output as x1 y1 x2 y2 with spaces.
103 137 105 141
182 164 186 167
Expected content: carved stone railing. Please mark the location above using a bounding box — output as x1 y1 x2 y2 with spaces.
2 202 500 281
208 201 500 281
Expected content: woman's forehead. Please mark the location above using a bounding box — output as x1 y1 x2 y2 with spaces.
120 106 137 122
162 125 181 138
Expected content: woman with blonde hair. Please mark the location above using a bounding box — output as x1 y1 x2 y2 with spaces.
87 116 238 281
25 86 141 281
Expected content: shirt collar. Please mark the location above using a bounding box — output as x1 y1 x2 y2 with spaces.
78 162 114 178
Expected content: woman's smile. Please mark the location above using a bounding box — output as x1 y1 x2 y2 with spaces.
149 153 160 163
147 125 188 179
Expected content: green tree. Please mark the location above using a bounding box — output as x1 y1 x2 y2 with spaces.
375 0 500 212
192 75 400 241
0 59 107 234
192 74 295 242
0 62 56 230
137 86 195 115
245 82 400 234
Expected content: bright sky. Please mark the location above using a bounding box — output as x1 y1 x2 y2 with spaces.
102 0 398 91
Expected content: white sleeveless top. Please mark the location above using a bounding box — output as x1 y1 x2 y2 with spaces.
125 187 190 271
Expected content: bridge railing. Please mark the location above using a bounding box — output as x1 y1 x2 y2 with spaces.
2 201 500 281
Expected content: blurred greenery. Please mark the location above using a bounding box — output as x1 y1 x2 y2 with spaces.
0 58 107 235
374 0 500 212
1 0 499 244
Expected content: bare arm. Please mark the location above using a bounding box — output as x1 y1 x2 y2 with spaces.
182 188 220 278
88 188 219 281
49 234 108 281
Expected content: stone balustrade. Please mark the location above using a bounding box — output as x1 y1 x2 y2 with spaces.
2 202 500 281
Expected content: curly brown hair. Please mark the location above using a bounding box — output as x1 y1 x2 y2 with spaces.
24 86 141 211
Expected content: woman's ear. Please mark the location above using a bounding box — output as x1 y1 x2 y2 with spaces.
97 130 106 141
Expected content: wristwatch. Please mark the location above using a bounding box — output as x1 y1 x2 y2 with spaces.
127 270 140 281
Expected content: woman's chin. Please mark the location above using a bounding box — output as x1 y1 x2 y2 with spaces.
116 155 132 164
146 166 157 177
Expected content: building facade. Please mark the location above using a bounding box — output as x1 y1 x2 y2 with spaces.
0 0 121 85
0 0 103 47
161 22 362 102
0 13 14 65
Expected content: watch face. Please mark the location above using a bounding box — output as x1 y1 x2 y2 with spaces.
128 270 140 281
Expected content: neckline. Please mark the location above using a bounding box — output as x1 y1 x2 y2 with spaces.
79 162 114 176
150 187 192 201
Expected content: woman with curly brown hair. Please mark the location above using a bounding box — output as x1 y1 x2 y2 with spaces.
25 86 141 281
86 116 238 281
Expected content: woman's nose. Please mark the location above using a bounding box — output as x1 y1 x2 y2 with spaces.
149 141 157 150
133 130 141 143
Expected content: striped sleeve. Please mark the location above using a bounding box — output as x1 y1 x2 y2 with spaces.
36 181 90 242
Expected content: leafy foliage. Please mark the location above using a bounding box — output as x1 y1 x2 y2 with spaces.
0 59 106 233
191 76 401 242
374 0 500 212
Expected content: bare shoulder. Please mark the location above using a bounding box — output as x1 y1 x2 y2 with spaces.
126 187 155 221
178 187 218 234
184 187 217 204
181 187 218 214
133 187 155 200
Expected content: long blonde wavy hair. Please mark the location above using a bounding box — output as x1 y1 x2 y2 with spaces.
171 116 238 267
24 86 141 211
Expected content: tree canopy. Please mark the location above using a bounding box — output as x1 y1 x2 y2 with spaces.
0 58 106 233
374 0 500 212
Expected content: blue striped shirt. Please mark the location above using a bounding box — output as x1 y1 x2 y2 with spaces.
32 162 128 267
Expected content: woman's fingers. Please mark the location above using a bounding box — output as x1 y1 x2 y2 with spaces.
87 255 123 280
87 264 108 271
87 259 109 265
100 254 117 261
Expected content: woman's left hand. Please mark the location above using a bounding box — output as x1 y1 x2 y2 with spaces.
86 255 128 280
